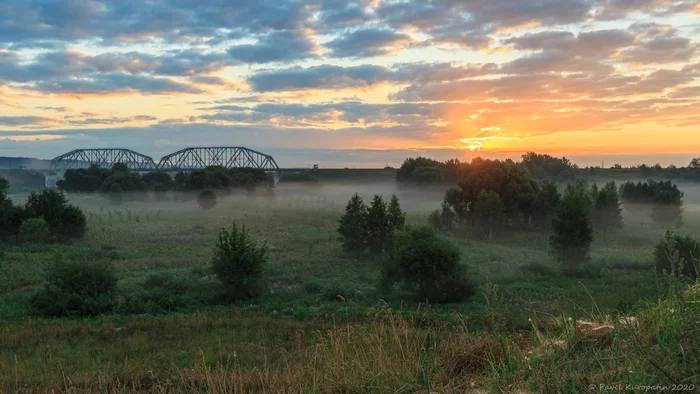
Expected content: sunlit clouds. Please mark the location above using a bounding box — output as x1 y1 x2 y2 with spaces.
0 0 698 165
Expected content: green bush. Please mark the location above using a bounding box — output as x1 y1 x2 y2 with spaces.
23 189 87 239
30 254 117 317
211 223 267 300
25 188 68 229
381 225 474 303
18 218 50 243
198 189 217 210
56 205 87 239
654 231 700 280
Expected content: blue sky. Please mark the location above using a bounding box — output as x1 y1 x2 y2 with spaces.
0 0 698 167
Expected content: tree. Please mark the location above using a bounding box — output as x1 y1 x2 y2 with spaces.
100 171 147 193
521 152 576 180
591 182 623 234
444 158 540 229
211 223 267 300
381 225 474 303
690 158 700 169
550 185 593 274
24 189 86 239
428 197 456 232
387 194 406 231
620 180 684 228
56 205 87 239
197 189 217 210
365 195 391 254
532 180 561 231
25 189 69 230
473 190 505 240
142 172 174 190
337 193 369 253
654 231 700 280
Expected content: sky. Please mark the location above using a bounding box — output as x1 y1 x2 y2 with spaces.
0 0 699 168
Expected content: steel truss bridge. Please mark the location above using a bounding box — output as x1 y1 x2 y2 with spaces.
50 147 280 172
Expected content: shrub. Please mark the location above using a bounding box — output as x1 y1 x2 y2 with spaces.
18 218 50 243
30 254 117 317
550 185 593 274
24 189 87 239
654 231 700 280
56 205 87 239
338 193 368 253
198 189 217 210
211 223 267 300
381 225 474 303
25 188 68 229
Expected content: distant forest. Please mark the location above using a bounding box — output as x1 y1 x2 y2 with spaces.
0 157 52 170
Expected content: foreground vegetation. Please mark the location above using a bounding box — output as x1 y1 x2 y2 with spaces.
2 156 700 392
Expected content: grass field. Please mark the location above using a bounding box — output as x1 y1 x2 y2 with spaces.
1 180 699 392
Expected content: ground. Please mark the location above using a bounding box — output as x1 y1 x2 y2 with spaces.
1 179 699 392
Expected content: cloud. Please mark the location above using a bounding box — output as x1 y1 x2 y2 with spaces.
325 28 413 57
226 30 318 63
34 74 206 96
617 23 698 64
0 116 55 126
247 64 396 92
246 62 497 92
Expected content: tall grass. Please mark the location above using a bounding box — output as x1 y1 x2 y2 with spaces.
2 279 698 393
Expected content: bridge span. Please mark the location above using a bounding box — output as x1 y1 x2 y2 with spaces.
50 147 281 172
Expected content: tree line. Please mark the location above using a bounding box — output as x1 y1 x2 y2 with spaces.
57 164 273 201
397 153 700 183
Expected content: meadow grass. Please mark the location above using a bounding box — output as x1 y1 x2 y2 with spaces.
1 182 699 392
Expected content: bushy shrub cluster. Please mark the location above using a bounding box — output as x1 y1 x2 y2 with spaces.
620 180 684 228
30 253 117 317
380 225 474 303
197 189 217 210
211 223 267 301
25 189 87 240
337 194 406 254
0 178 87 242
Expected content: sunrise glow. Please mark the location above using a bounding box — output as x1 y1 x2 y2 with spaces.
0 1 698 167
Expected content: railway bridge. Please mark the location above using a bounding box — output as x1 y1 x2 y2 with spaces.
50 147 281 172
